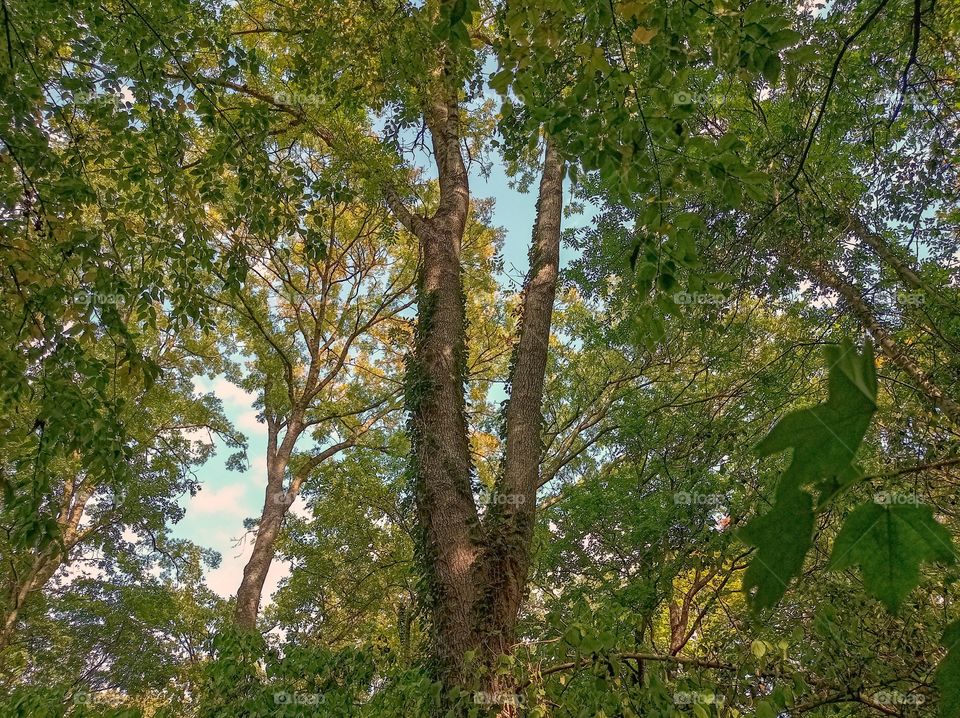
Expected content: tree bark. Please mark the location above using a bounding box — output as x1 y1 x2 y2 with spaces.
398 79 566 687
406 87 482 679
474 138 564 663
234 449 295 630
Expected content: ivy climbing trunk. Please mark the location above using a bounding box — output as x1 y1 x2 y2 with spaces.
397 81 565 688
405 83 483 680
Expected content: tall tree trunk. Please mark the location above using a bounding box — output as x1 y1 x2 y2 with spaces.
398 79 566 688
234 423 299 630
406 88 481 679
474 138 564 664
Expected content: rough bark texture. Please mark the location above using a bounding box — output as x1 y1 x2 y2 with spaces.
474 138 564 662
406 87 482 677
401 116 564 690
234 426 298 630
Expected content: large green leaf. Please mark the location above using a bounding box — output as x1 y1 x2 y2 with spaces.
740 341 877 609
740 485 815 610
829 502 955 612
755 340 877 501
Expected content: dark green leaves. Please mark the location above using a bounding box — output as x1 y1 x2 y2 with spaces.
829 502 955 612
936 621 960 718
741 340 877 609
740 485 815 610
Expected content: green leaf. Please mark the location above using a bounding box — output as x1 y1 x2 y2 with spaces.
829 502 955 612
755 340 876 500
761 54 781 86
936 621 960 718
768 29 802 50
489 69 513 94
741 341 877 610
739 485 815 610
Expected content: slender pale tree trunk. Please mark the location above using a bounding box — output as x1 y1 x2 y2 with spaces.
0 479 95 655
776 215 960 427
234 439 297 630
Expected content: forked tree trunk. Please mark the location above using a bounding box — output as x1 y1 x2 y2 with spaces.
401 94 565 690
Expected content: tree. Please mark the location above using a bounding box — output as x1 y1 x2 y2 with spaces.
205 171 417 629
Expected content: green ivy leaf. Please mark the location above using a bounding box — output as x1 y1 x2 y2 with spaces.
829 502 955 612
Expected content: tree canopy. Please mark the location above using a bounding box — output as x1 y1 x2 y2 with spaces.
1 0 959 715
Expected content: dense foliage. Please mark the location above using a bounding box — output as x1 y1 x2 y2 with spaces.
1 0 958 715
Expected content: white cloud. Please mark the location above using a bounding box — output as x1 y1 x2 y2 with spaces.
236 410 265 432
188 484 249 516
194 376 258 408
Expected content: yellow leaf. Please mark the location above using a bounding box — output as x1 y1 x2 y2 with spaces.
632 26 658 44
